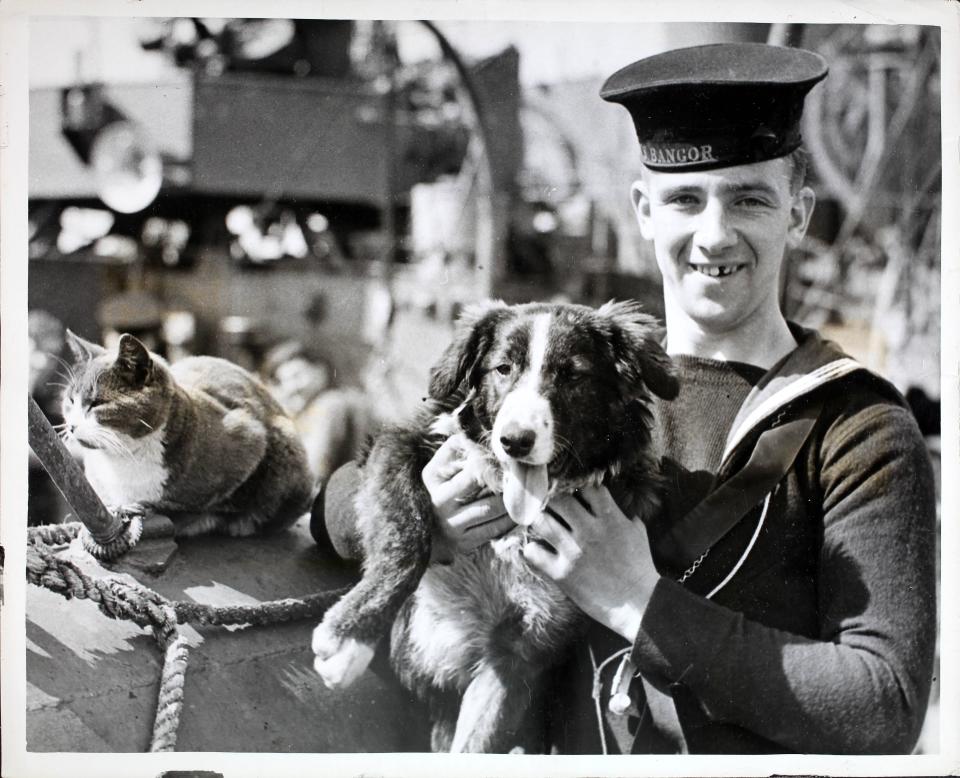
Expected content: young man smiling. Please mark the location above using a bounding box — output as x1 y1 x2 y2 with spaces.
316 42 937 755
634 153 814 365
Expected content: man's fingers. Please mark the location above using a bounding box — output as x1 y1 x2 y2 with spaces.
435 459 464 482
581 485 620 517
572 490 593 513
422 434 467 481
447 494 506 530
522 539 562 579
463 513 515 544
544 495 588 536
433 467 481 505
529 510 579 558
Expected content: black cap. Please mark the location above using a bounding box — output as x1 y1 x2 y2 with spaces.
601 43 828 172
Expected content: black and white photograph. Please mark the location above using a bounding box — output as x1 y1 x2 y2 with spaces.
1 1 957 776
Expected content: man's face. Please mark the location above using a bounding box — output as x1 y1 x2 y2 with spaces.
633 157 814 335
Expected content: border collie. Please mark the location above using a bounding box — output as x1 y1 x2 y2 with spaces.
311 300 678 752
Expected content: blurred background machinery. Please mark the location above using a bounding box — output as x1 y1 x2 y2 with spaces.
28 17 943 497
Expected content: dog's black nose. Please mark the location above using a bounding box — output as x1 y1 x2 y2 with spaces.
500 425 536 458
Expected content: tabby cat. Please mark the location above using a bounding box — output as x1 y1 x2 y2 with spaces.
60 330 314 537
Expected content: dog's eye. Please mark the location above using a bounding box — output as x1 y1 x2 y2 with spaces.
494 363 513 376
564 359 592 384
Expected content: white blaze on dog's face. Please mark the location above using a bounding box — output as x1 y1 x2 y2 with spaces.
487 311 556 525
432 301 678 526
491 312 555 467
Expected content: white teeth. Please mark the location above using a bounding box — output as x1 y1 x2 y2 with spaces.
691 264 741 277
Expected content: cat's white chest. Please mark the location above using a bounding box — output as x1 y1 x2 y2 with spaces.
83 430 168 509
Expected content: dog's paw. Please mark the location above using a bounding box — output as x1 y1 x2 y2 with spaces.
311 623 375 690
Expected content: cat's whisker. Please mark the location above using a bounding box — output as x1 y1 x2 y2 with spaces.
89 426 119 454
115 438 138 463
100 429 136 461
138 419 154 431
51 355 78 383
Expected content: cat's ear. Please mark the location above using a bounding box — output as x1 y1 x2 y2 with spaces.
65 329 106 363
115 333 153 386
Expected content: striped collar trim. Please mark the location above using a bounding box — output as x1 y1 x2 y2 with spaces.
722 357 864 462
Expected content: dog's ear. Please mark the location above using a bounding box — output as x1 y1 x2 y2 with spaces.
598 300 679 400
428 300 510 402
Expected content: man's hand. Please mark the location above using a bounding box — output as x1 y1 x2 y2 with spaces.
522 486 661 641
422 434 514 562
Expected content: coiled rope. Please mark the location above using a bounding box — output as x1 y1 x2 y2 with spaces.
27 522 349 752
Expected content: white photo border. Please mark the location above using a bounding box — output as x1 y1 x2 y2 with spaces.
3 1 958 776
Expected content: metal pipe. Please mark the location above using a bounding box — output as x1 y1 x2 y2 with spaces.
418 20 503 297
28 394 125 544
767 23 806 48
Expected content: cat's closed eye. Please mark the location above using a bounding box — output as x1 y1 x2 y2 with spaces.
87 397 106 409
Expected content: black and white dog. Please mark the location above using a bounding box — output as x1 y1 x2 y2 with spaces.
312 300 677 752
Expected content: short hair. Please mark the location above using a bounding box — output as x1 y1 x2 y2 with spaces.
787 146 809 194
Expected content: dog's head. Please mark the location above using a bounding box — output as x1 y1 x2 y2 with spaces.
428 300 677 486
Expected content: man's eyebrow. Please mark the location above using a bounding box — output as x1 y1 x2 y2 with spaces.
722 181 782 199
656 184 701 199
654 180 784 201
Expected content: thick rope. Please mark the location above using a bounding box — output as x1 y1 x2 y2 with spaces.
150 608 190 753
26 526 350 751
28 517 145 561
27 521 81 547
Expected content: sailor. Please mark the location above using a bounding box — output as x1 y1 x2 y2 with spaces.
425 42 937 754
318 42 937 754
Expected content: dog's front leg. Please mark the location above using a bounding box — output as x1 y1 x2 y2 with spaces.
312 514 431 688
450 663 540 753
313 433 434 690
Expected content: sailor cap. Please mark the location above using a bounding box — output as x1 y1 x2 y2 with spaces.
601 43 828 171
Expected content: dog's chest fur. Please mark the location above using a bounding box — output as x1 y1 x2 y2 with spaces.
400 539 581 689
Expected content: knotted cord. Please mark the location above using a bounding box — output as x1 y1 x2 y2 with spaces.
27 522 348 751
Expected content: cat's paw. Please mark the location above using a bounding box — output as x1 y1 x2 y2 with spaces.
112 503 147 521
311 623 375 690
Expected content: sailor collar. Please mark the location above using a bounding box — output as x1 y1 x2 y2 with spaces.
721 323 880 467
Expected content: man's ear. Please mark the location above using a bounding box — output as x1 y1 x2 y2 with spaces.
65 329 106 363
787 185 816 249
630 179 655 241
428 300 509 403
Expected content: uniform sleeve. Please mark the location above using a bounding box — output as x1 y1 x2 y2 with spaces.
630 401 938 753
310 461 364 560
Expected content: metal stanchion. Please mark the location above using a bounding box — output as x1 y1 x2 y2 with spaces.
28 394 176 569
28 394 127 545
